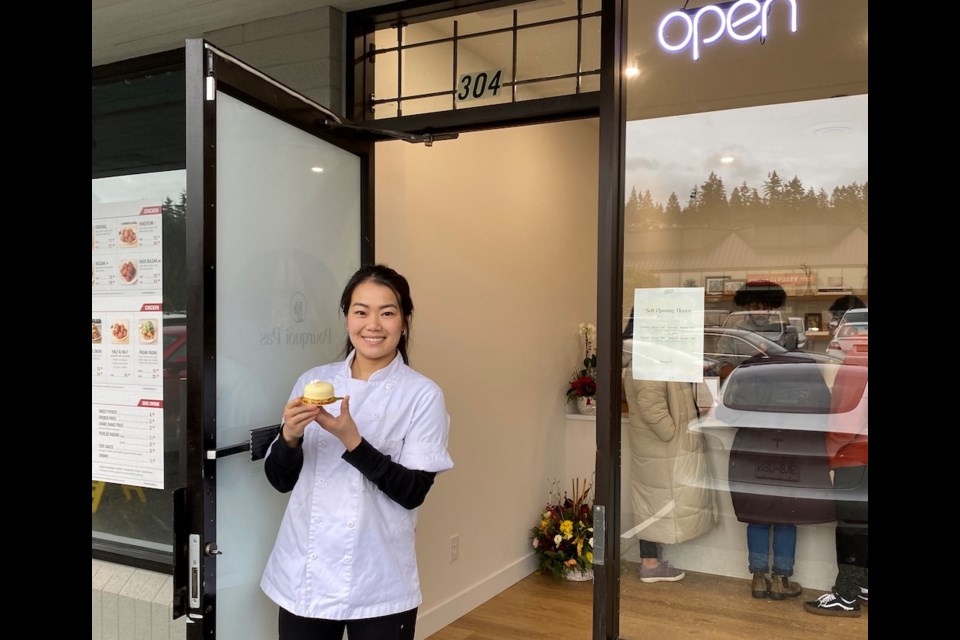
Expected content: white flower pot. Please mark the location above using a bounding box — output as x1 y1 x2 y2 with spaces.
564 567 594 581
576 396 596 416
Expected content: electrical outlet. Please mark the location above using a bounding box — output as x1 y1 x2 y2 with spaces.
450 534 459 562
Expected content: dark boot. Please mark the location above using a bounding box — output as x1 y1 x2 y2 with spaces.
769 572 802 600
751 572 770 599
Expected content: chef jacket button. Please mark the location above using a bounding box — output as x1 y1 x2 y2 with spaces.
319 479 325 485
320 441 326 448
373 413 379 418
386 383 394 390
347 521 355 529
310 553 317 560
343 556 352 564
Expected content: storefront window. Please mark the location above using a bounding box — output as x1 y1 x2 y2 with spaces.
92 60 186 564
618 0 867 632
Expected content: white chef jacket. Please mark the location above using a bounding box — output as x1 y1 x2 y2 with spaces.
260 351 454 620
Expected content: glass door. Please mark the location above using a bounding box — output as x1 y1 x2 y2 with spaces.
183 40 372 639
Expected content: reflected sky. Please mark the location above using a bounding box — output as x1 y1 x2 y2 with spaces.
92 170 186 204
625 94 867 206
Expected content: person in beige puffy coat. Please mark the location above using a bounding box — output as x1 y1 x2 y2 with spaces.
623 354 718 583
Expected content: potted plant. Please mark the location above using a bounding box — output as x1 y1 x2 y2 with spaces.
529 478 594 580
567 322 598 414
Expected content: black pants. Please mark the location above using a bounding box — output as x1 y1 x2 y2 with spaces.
833 465 868 601
279 606 418 640
639 539 659 559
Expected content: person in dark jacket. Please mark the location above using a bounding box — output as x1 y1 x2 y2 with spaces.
715 280 793 380
805 362 868 617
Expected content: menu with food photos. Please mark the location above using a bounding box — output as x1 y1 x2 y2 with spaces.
92 199 165 489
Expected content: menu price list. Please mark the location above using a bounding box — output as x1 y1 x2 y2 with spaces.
92 397 164 489
93 201 165 490
92 204 162 295
93 257 162 290
93 211 162 252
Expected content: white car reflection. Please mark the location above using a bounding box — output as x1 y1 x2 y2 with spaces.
826 322 868 362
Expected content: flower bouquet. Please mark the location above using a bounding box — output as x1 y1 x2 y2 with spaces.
529 478 594 579
567 323 598 401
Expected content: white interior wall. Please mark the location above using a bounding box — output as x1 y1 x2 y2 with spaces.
375 119 599 638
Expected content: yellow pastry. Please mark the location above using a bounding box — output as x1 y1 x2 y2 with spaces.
301 380 339 405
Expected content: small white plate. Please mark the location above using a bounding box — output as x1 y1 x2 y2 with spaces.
119 260 138 284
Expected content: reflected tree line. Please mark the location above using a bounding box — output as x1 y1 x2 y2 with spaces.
626 171 868 229
162 191 187 313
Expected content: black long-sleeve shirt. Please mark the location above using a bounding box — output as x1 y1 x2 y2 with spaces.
264 434 436 510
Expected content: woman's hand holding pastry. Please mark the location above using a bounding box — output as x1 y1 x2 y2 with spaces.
281 397 320 446
315 396 362 451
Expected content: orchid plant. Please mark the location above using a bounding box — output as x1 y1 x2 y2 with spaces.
566 322 598 400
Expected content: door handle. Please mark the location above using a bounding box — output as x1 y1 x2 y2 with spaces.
207 423 281 460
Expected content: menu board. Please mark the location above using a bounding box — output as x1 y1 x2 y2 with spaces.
92 200 165 489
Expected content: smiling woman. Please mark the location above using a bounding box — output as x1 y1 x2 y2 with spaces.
263 264 453 640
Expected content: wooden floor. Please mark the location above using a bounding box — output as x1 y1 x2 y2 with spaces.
427 565 867 640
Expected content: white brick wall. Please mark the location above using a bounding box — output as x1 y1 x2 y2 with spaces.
92 560 187 640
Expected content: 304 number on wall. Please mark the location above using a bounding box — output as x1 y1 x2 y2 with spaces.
456 69 505 102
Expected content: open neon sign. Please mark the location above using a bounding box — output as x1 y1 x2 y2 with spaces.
657 0 798 61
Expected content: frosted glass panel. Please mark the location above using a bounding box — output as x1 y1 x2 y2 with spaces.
214 91 361 639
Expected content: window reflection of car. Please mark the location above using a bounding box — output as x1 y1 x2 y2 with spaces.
830 307 868 334
721 310 799 350
826 322 868 363
704 327 838 373
787 316 807 350
690 359 868 516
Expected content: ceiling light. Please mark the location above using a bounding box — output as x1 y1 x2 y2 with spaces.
805 122 854 137
720 156 734 164
311 166 324 173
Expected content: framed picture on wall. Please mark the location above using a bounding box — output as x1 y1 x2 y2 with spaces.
705 276 727 295
723 279 745 294
805 312 824 332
